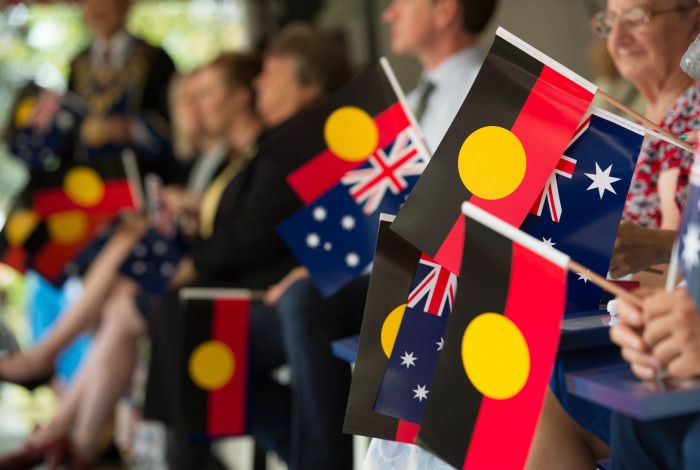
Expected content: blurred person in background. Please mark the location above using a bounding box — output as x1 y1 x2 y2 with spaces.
0 53 265 469
32 0 177 178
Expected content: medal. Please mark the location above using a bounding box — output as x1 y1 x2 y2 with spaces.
81 114 108 148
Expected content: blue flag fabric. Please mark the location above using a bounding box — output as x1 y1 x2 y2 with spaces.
374 255 457 423
277 128 428 297
679 156 700 308
118 228 187 297
11 94 87 172
520 110 644 313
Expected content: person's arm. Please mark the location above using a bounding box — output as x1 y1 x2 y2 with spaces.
609 221 676 278
657 167 682 229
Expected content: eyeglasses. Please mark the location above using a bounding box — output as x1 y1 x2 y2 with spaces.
591 3 698 37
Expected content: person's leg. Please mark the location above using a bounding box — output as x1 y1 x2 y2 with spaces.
276 275 368 470
69 279 146 462
611 412 698 470
526 388 610 470
0 221 146 383
246 301 292 464
682 414 700 470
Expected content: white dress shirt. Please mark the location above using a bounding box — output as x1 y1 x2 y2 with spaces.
363 44 485 470
406 45 484 153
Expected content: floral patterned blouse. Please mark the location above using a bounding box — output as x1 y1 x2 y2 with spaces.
623 82 700 229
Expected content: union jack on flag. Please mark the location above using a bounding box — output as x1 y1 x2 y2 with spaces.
342 128 427 215
530 155 577 222
406 254 457 316
373 254 457 423
277 123 428 297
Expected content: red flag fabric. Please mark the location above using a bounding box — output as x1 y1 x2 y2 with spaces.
416 203 569 469
390 28 596 274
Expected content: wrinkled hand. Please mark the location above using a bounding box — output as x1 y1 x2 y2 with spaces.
264 266 309 306
610 288 657 380
642 288 700 379
609 221 675 278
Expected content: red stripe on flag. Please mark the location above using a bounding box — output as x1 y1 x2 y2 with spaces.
34 181 136 217
462 243 566 469
32 213 112 282
395 420 420 443
435 66 593 273
287 102 410 204
1 247 27 273
433 215 464 275
470 66 593 226
208 298 250 436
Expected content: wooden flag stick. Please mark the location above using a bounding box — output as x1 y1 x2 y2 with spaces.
597 90 695 154
568 259 643 308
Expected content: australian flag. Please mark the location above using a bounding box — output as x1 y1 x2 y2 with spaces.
520 109 643 313
118 228 187 297
278 127 428 296
373 254 457 423
679 155 700 309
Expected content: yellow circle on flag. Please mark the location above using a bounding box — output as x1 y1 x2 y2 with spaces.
14 97 36 129
461 312 530 400
380 304 406 358
189 340 236 391
324 106 379 162
5 210 40 246
64 166 105 207
457 126 526 200
47 211 89 245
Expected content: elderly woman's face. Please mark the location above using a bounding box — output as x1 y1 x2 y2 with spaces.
606 0 699 85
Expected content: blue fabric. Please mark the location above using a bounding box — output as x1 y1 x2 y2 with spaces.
550 345 624 444
611 412 700 470
520 112 642 313
25 271 92 383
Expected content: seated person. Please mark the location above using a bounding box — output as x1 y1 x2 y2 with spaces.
0 24 350 469
528 1 700 468
610 288 700 469
0 53 260 388
0 53 265 468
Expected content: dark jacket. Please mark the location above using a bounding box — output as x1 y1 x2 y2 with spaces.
191 128 302 289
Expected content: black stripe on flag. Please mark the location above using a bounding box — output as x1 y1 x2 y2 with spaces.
343 219 421 439
180 298 214 437
416 214 513 468
390 35 544 257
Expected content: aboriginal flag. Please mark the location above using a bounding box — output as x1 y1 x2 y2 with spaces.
416 202 568 469
343 215 421 443
391 27 596 274
0 208 110 284
32 154 138 217
179 289 250 439
266 62 421 205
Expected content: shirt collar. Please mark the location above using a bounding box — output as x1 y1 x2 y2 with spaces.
422 45 484 88
91 30 132 67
